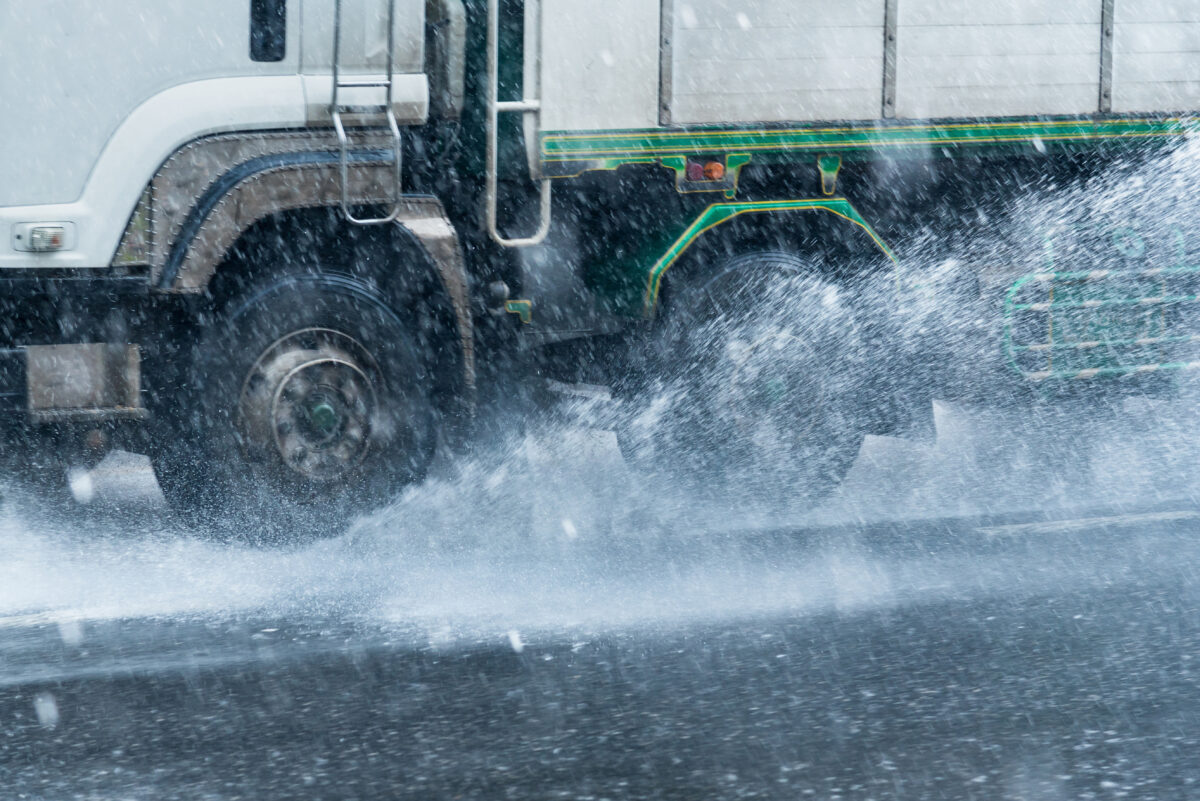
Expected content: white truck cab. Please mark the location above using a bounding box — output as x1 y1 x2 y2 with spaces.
2 0 429 270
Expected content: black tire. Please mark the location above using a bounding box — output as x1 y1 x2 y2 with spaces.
149 272 438 542
620 251 869 510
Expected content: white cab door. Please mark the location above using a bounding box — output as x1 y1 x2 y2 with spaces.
0 0 302 208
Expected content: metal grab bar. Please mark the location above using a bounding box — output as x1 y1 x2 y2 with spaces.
332 0 404 226
486 0 551 247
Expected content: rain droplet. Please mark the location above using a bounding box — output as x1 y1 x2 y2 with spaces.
68 468 94 505
34 692 59 729
57 619 83 646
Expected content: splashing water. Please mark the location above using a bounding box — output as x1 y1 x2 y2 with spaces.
3 143 1200 644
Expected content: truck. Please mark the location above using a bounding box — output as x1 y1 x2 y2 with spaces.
3 0 1199 534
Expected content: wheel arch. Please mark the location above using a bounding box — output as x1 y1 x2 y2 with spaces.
645 199 897 320
637 200 923 440
210 207 475 427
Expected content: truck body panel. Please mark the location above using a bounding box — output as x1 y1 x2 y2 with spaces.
665 0 887 124
1 75 309 271
895 0 1102 118
1 0 301 208
1 0 1199 504
531 0 1200 139
1114 0 1200 111
525 0 659 132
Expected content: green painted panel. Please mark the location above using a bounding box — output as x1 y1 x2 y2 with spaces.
540 116 1198 177
642 198 896 315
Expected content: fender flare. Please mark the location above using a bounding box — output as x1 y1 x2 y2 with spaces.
643 198 897 316
114 131 474 399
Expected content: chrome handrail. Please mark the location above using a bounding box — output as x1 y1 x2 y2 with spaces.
485 0 551 246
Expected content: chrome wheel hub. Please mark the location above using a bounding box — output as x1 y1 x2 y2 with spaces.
238 329 380 483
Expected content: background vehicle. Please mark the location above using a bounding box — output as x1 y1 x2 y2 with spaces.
3 0 1197 531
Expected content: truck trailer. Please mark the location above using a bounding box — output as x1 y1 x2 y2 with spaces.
3 0 1199 532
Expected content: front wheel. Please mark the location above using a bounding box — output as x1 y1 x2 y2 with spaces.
620 251 870 511
149 273 439 541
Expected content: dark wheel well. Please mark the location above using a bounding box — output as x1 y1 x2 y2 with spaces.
142 206 475 540
620 249 870 509
149 275 438 541
204 207 469 415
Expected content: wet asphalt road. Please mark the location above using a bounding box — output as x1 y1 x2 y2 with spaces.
5 509 1200 801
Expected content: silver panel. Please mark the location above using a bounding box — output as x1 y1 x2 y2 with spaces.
1112 0 1200 112
666 0 886 124
26 344 141 415
532 0 660 131
895 0 1102 118
536 0 1200 130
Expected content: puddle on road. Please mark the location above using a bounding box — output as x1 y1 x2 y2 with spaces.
1 391 1199 648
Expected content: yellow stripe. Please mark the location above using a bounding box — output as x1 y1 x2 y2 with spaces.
645 202 897 312
547 129 1184 161
544 117 1179 143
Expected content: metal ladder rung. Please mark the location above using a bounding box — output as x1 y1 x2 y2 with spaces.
335 78 393 89
333 104 393 115
331 0 402 226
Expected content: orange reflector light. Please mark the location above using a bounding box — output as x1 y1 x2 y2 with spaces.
703 161 725 181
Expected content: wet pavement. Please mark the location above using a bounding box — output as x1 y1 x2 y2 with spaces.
3 398 1200 800
4 509 1200 799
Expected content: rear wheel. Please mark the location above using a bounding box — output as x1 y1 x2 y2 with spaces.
150 273 438 541
621 251 868 510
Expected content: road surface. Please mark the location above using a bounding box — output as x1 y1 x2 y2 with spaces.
3 398 1200 800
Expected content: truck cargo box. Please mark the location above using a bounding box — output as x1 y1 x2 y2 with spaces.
528 0 1200 134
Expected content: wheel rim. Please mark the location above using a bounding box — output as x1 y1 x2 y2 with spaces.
237 328 382 484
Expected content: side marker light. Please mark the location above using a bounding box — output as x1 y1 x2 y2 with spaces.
30 226 66 252
703 161 725 180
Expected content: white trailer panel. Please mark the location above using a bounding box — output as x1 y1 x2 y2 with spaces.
529 0 660 132
665 0 885 124
895 0 1101 118
1113 0 1200 112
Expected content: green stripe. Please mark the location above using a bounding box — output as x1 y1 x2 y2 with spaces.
543 116 1196 165
1011 332 1200 352
643 199 895 315
1009 293 1200 311
1003 265 1200 380
1032 362 1200 381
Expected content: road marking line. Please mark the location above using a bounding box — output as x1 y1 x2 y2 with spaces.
977 510 1200 538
